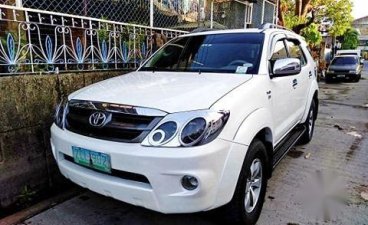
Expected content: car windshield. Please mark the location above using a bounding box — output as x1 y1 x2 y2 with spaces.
140 33 264 74
332 57 357 65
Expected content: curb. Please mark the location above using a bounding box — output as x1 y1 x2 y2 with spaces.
0 188 82 225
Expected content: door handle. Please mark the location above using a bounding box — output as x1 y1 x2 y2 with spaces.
292 79 298 88
266 90 272 99
309 71 313 78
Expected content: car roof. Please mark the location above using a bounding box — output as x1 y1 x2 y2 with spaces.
180 28 302 39
334 55 358 58
337 50 359 52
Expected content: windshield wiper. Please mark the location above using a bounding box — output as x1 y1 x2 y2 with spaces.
139 66 157 72
140 67 183 73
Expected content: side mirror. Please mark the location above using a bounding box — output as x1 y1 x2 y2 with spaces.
271 58 301 77
360 59 364 65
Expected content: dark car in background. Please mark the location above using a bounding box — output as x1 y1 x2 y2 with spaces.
326 55 362 82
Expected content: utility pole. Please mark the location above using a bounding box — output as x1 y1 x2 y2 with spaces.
15 0 22 8
197 0 201 28
275 0 279 24
210 0 214 29
150 0 154 28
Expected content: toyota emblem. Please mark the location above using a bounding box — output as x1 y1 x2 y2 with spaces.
89 112 110 127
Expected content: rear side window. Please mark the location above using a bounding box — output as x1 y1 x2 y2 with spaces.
286 40 307 66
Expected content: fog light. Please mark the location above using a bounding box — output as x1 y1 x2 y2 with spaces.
181 175 199 190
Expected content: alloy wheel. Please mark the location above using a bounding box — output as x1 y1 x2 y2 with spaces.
308 108 314 137
244 158 263 213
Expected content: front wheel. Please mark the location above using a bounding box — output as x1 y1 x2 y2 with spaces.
220 139 268 225
354 74 361 82
298 100 316 144
325 76 332 83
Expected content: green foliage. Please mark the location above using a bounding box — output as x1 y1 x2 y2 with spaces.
319 0 353 37
281 0 299 30
284 14 300 30
98 16 110 42
341 28 359 49
301 23 322 45
281 0 353 37
17 185 36 206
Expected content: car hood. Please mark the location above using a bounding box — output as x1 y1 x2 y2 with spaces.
69 71 253 113
329 64 358 71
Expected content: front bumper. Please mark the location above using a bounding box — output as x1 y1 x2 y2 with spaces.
50 124 247 213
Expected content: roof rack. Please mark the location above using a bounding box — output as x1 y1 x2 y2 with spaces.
190 28 219 33
259 23 291 31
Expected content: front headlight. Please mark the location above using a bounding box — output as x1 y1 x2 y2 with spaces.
148 121 178 146
54 98 68 129
142 110 230 147
180 118 207 146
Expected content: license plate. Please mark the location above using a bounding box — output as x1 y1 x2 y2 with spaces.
72 146 111 173
337 75 345 78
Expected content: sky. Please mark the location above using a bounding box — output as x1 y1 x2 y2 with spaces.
352 0 367 19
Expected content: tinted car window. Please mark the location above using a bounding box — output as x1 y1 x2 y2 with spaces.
271 40 288 61
331 57 358 65
286 40 307 66
141 33 265 74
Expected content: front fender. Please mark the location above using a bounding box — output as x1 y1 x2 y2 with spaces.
233 108 274 146
211 108 274 208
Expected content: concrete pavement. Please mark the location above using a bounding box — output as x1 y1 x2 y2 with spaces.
21 74 368 225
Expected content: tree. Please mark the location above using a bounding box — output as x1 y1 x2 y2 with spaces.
341 28 359 49
301 23 322 46
278 0 353 37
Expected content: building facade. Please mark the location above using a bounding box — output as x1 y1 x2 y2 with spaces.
352 16 368 54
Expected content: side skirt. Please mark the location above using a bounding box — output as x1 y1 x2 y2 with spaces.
272 125 306 168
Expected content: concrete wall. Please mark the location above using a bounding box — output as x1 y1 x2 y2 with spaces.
0 70 127 209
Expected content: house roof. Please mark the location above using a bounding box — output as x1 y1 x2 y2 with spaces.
353 16 368 25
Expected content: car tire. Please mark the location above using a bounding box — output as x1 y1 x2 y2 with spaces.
354 74 361 82
298 100 316 144
220 139 268 225
325 76 332 83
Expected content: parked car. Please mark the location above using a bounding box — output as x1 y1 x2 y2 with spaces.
326 55 362 82
336 49 364 65
51 24 319 225
336 49 361 58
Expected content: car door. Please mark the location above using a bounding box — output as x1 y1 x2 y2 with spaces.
285 39 312 123
268 38 298 143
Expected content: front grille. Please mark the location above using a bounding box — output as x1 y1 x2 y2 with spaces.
65 100 164 143
63 154 150 184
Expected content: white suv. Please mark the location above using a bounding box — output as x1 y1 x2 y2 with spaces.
51 25 319 225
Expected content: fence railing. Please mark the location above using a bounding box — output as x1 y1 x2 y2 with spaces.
0 5 187 75
1 0 202 29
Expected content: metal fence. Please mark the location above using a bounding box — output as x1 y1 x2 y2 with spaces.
1 0 203 29
0 5 187 75
0 0 276 75
1 0 261 29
